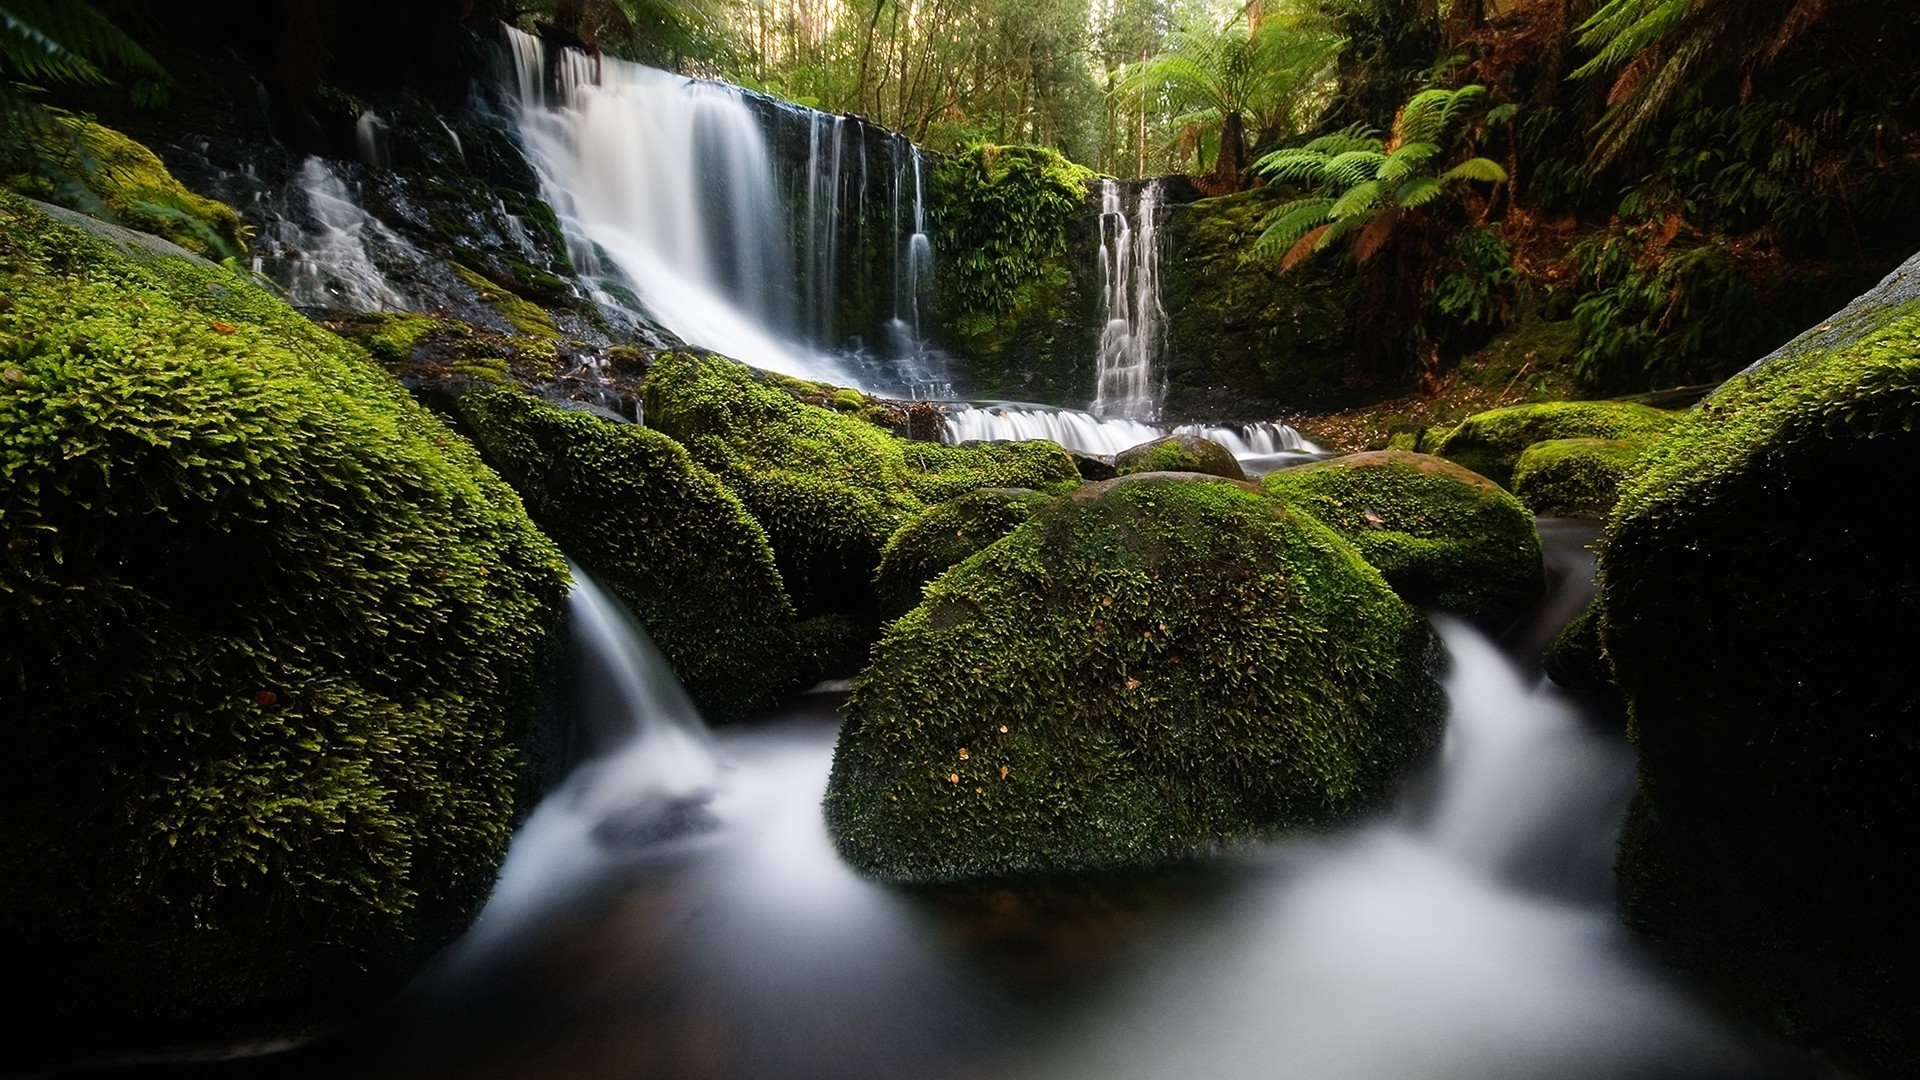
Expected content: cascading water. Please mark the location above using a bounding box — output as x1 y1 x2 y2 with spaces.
944 403 1322 473
252 157 416 311
1091 179 1166 422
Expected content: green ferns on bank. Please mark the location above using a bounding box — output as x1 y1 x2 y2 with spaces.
930 144 1098 337
0 194 569 1046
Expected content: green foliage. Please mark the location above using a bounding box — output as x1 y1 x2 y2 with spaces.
0 194 569 1045
455 385 817 719
1567 227 1762 393
1113 433 1246 479
1510 436 1646 519
826 474 1444 882
642 350 1078 624
0 0 168 101
1431 399 1677 488
451 262 560 339
873 487 1054 621
931 144 1099 323
1542 595 1614 697
1263 449 1543 625
1429 226 1515 336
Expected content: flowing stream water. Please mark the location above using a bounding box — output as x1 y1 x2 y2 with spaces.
1091 180 1166 423
132 528 1811 1080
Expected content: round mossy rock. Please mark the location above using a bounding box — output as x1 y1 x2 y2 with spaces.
825 473 1445 883
874 488 1055 622
455 385 809 719
1262 451 1543 626
1432 401 1675 488
1114 433 1247 480
0 196 569 1051
1601 272 1920 1076
1511 437 1646 519
1542 597 1614 697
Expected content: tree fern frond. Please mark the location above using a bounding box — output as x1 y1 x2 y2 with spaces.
1249 197 1334 259
1378 141 1440 183
1439 156 1508 184
1253 148 1333 183
1328 179 1384 221
1395 175 1444 208
1325 149 1386 186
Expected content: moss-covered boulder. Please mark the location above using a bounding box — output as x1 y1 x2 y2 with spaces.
454 385 817 719
1510 437 1647 519
643 350 1079 627
1113 433 1246 480
825 473 1444 882
1542 597 1614 697
0 196 568 1051
1262 451 1543 626
874 488 1055 622
1432 401 1676 488
1601 260 1920 1077
10 118 249 259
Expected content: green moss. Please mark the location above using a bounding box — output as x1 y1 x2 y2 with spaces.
1432 400 1677 488
874 488 1054 622
349 312 441 363
455 386 807 719
8 117 249 260
1600 284 1920 1076
451 262 559 339
825 474 1444 883
643 350 1078 624
1263 450 1543 626
1113 433 1246 480
1542 596 1614 697
0 194 568 1048
1510 437 1647 519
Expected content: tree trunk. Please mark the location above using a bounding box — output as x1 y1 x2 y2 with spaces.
1214 110 1247 192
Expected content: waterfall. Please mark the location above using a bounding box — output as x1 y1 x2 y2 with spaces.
1092 179 1167 422
253 157 415 311
944 403 1321 473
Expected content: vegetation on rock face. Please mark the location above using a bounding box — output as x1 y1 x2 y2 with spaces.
1431 400 1676 489
1601 262 1920 1077
1263 450 1542 626
1510 436 1644 519
873 487 1054 622
1542 596 1613 699
0 194 570 1049
642 350 1079 626
826 473 1445 883
455 385 817 719
1113 432 1246 480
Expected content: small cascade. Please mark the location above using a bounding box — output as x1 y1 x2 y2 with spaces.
945 403 1321 473
1092 179 1167 422
801 112 847 345
468 569 717 938
888 145 936 356
252 157 415 311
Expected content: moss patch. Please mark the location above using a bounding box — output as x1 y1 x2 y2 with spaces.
1600 279 1920 1076
874 488 1054 622
1541 597 1615 698
826 473 1444 883
451 262 560 339
1511 437 1647 519
1114 433 1246 481
455 386 813 719
1432 400 1677 488
1262 450 1543 626
643 351 1078 625
0 194 568 1049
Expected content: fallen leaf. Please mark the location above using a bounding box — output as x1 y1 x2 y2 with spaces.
253 690 278 707
948 773 960 785
957 747 970 760
999 725 1009 733
210 320 236 334
1126 677 1142 690
6 538 28 553
999 764 1010 779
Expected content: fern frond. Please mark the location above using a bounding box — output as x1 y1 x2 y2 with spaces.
1249 197 1334 259
1439 157 1508 184
1253 148 1333 183
1378 141 1440 184
1324 149 1386 186
1327 179 1384 221
1395 175 1444 208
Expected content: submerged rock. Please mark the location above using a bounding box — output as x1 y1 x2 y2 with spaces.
1263 451 1543 626
0 196 569 1052
1510 437 1647 519
1114 433 1247 480
456 385 816 719
826 473 1445 882
1432 400 1676 488
874 488 1056 622
1601 255 1920 1077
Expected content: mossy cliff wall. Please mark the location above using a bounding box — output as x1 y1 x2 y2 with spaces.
1600 251 1920 1078
0 195 570 1054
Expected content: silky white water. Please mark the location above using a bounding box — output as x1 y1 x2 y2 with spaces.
945 403 1321 472
255 157 415 311
1092 180 1166 422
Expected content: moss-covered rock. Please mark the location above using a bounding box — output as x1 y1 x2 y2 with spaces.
9 117 248 259
1431 400 1676 488
454 385 813 719
1542 597 1614 696
0 195 568 1051
1600 262 1920 1077
825 473 1445 882
1113 433 1246 480
1262 451 1543 626
874 488 1054 622
643 350 1079 626
1510 437 1647 518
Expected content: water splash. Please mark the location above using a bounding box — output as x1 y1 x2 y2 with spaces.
945 402 1320 473
250 158 415 311
1092 179 1166 422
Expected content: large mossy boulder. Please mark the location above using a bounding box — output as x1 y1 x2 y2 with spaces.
1262 451 1543 626
1432 400 1676 488
643 350 1079 627
873 487 1054 622
0 196 569 1052
1601 258 1920 1077
455 385 821 719
10 118 249 259
1510 437 1646 519
1113 433 1246 480
825 473 1445 882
